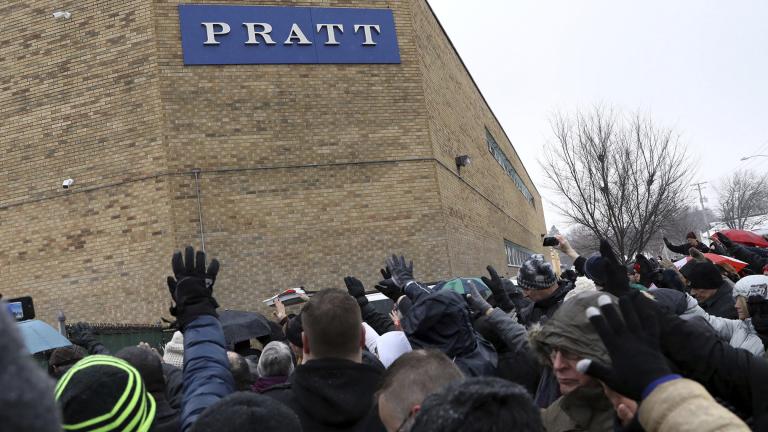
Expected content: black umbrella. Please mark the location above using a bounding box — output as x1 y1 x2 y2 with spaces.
218 310 272 345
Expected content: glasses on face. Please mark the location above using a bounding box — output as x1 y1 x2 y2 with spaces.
549 347 581 364
396 407 419 432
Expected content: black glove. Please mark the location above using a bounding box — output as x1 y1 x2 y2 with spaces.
168 246 221 330
466 285 492 315
69 322 108 354
481 265 514 313
598 239 631 297
385 255 415 289
375 278 403 303
577 293 675 401
344 276 368 307
663 237 671 246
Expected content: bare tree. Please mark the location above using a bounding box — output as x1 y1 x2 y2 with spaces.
541 107 691 263
717 170 768 230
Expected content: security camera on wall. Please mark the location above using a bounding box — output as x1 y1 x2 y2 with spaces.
62 179 75 189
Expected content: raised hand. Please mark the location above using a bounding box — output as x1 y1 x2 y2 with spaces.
577 294 675 401
481 265 513 312
168 246 221 330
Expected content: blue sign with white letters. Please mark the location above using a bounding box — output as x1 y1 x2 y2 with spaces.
178 5 401 65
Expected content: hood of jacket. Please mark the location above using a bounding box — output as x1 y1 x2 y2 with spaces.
402 289 478 358
530 291 613 365
289 358 382 428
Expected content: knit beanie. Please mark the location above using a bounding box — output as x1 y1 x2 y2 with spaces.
686 232 697 240
584 255 607 286
685 261 723 290
162 331 184 369
55 355 156 432
191 392 301 432
516 254 557 290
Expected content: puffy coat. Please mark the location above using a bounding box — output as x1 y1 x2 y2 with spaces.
639 378 749 432
681 294 765 357
180 315 235 432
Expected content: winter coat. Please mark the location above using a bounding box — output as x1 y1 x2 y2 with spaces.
180 315 235 432
665 240 710 256
540 385 614 432
681 294 765 356
725 242 768 275
698 281 738 319
639 378 750 432
516 280 573 327
263 358 385 432
402 286 497 377
657 309 768 430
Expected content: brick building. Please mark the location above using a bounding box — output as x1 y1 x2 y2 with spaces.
0 0 545 324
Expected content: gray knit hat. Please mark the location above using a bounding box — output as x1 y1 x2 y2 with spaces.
517 254 557 290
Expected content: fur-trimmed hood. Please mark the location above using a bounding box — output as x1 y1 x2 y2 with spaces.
529 291 614 365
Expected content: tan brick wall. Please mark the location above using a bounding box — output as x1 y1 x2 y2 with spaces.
1 0 544 324
411 0 547 277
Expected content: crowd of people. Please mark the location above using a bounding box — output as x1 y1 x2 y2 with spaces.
2 229 768 432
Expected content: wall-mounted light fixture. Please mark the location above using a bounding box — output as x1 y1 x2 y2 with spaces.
455 155 471 175
53 11 72 19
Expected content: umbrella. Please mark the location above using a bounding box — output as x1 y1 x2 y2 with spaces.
674 254 749 273
218 310 272 345
17 320 71 354
431 277 492 299
715 230 768 248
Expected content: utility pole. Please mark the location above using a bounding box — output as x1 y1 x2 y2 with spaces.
692 182 708 211
692 181 710 239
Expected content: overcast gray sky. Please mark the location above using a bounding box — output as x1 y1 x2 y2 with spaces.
429 0 768 230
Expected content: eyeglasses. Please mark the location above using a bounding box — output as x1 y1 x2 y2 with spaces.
549 347 581 364
396 405 420 432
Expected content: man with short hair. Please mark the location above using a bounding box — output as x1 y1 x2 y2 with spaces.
376 350 464 432
264 289 385 431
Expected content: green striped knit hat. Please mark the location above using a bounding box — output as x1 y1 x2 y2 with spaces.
54 355 156 432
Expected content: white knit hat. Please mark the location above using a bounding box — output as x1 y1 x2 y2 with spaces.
733 275 768 299
162 331 184 369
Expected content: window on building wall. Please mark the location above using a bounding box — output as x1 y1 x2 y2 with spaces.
486 129 535 206
505 240 534 267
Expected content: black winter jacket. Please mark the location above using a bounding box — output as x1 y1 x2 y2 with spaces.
665 239 710 256
263 358 385 432
515 281 573 327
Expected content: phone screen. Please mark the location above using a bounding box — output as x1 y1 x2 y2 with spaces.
7 302 24 320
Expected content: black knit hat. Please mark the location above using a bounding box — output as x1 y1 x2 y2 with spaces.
685 261 723 290
55 355 156 432
191 392 301 432
516 254 557 290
